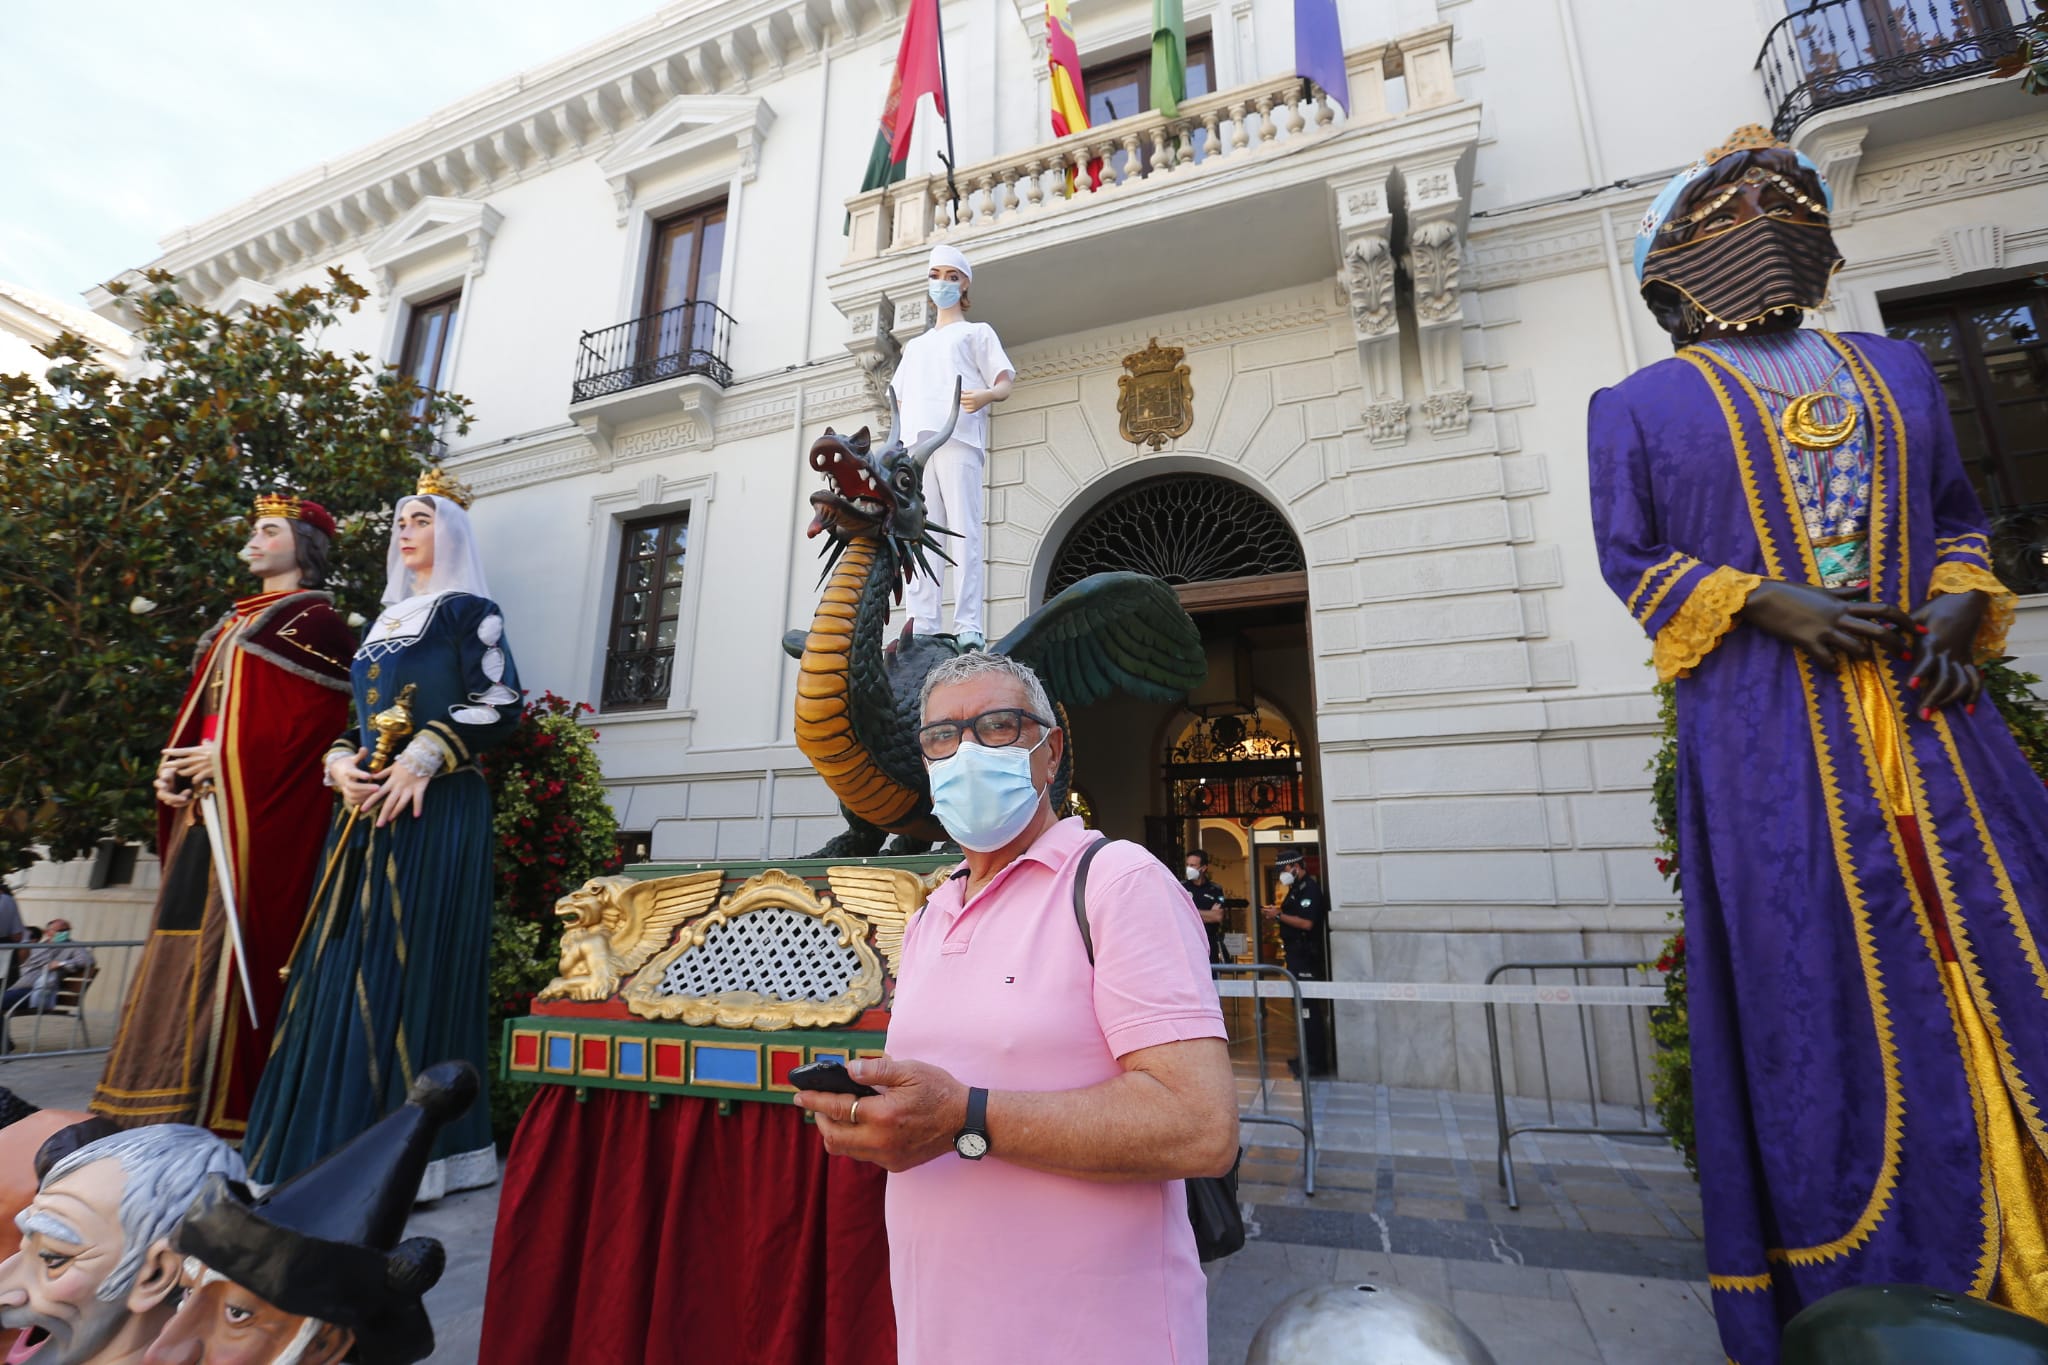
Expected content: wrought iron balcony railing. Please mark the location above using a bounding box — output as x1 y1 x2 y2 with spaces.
572 300 736 405
602 649 676 711
1758 0 2029 137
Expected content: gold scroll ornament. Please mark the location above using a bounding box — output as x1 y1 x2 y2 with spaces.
1117 338 1194 451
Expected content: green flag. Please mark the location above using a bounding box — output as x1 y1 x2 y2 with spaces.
1151 0 1187 118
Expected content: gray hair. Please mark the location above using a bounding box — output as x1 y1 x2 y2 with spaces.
918 652 1055 725
43 1124 246 1303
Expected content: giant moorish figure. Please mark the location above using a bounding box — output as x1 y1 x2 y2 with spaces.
1590 126 2048 1362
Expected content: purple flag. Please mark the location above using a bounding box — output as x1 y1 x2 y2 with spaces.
1294 0 1348 114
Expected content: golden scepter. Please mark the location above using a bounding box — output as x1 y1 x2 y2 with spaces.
282 684 419 982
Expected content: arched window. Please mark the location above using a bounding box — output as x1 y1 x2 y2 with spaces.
1045 474 1305 598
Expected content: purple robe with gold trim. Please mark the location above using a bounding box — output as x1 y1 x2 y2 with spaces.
1589 330 2048 1363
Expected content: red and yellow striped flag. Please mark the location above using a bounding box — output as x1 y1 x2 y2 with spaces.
1048 0 1101 191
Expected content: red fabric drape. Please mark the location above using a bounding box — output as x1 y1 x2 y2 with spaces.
479 1089 897 1365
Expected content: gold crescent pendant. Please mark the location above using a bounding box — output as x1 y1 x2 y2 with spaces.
1782 391 1858 450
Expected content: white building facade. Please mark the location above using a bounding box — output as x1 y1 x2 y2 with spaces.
59 0 2048 1091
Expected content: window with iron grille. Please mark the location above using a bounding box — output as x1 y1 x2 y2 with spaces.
1885 279 2048 595
603 512 690 711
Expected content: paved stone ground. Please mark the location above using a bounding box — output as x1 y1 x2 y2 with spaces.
0 1055 1720 1363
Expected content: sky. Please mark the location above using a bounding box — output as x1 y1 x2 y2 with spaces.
0 1 668 305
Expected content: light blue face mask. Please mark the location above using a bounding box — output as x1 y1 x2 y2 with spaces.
928 278 963 310
928 732 1046 852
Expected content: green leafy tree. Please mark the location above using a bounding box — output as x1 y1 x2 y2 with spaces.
0 268 467 872
482 693 621 1145
1645 660 2048 1176
1993 1 2048 95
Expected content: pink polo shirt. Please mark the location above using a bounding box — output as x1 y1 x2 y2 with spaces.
883 817 1226 1365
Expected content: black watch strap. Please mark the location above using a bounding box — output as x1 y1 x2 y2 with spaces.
966 1085 989 1133
955 1086 991 1159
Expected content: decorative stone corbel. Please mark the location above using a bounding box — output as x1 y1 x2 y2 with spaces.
1400 154 1470 437
1802 123 1867 226
1332 166 1405 445
842 294 902 429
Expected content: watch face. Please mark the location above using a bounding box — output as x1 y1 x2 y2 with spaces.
955 1131 989 1160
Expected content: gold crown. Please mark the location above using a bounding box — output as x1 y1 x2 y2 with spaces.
1706 124 1787 164
415 467 472 509
1122 337 1187 375
251 494 301 521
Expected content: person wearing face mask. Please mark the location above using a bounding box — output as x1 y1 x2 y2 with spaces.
888 245 1015 652
90 496 352 1132
244 469 521 1201
1184 849 1228 965
1261 849 1329 1078
2 920 97 1043
794 651 1237 1365
1591 126 2048 1360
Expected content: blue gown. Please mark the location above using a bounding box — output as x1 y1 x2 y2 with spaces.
245 591 520 1192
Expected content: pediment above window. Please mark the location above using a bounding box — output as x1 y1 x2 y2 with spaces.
363 196 503 306
597 97 775 225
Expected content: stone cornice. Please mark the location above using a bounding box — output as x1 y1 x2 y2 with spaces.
86 0 893 314
449 354 871 497
1464 182 1656 289
1852 125 2048 218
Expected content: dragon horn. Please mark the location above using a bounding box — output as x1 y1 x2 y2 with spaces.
886 384 902 444
909 379 962 472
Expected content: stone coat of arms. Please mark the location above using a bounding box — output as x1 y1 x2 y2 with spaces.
1116 338 1194 451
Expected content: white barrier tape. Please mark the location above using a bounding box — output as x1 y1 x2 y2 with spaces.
1212 980 1665 1007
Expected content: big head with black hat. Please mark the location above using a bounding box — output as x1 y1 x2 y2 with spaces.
141 1062 478 1365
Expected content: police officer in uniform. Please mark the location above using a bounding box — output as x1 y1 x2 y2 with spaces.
1184 849 1229 965
1263 847 1332 1077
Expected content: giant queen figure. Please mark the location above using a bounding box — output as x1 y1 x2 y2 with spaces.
92 496 353 1138
1589 126 2048 1361
245 469 519 1199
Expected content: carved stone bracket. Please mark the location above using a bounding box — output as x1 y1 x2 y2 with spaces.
1802 123 1867 227
1333 165 1406 446
841 293 901 429
1401 154 1471 437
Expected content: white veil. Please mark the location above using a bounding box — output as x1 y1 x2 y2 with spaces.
380 494 494 605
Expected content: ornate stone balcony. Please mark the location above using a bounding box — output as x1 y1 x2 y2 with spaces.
829 25 1483 446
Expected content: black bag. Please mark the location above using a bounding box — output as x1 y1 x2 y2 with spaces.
1072 839 1247 1263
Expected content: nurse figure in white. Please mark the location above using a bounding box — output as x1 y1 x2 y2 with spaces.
891 244 1014 650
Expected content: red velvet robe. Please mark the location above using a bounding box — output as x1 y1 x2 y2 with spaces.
91 588 353 1136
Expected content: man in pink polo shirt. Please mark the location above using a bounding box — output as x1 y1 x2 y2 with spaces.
796 651 1238 1364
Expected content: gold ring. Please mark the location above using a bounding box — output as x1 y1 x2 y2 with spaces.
849 1099 861 1125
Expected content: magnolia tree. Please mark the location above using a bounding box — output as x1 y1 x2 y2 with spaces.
0 268 468 872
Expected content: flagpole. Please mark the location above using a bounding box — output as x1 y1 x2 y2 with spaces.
932 0 961 219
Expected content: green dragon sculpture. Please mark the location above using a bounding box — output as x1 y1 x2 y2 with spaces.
786 391 1206 858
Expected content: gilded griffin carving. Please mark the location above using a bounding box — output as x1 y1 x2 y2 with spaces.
536 869 726 1002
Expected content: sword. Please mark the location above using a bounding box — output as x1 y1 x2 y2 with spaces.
195 778 261 1030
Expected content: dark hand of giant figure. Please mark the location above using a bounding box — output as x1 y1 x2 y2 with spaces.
1741 582 1916 668
1909 588 1987 714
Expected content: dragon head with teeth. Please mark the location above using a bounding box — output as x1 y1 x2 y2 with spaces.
806 381 960 598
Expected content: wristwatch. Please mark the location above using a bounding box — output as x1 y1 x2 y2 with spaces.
954 1086 990 1160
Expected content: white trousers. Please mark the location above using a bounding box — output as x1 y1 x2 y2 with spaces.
904 437 985 638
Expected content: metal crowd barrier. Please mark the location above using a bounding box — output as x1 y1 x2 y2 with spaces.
1482 958 1667 1209
1211 963 1318 1196
0 938 145 1062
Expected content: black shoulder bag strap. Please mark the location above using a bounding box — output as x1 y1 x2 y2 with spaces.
1069 837 1245 1262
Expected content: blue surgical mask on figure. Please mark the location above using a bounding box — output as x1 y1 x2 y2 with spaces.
928 731 1048 852
928 278 963 310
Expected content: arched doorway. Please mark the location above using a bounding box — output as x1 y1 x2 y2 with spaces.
1044 471 1330 1073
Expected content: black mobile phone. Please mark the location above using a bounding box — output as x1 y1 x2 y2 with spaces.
788 1059 878 1097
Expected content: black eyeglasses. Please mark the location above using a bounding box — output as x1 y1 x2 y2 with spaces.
917 708 1054 761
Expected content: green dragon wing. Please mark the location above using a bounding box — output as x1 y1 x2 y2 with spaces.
995 572 1207 708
